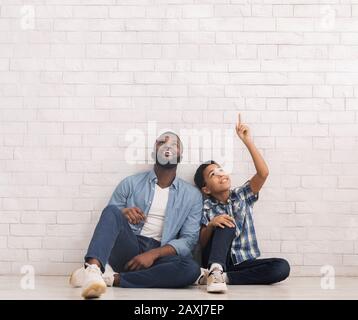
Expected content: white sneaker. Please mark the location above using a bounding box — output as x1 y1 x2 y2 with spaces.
207 269 228 293
81 263 107 299
69 266 85 288
102 264 117 287
193 268 209 285
69 264 117 288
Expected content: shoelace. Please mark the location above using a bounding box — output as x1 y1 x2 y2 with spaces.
209 269 224 283
197 269 209 285
84 263 101 274
197 274 206 285
84 263 117 286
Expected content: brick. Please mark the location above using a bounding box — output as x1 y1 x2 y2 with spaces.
10 224 45 236
21 213 56 224
182 5 213 18
56 212 91 224
0 249 27 261
39 199 73 211
109 6 145 18
28 249 63 262
72 6 108 18
304 254 342 266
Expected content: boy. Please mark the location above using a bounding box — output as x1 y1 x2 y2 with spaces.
194 113 290 293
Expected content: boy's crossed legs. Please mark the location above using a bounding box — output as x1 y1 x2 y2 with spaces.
201 227 290 292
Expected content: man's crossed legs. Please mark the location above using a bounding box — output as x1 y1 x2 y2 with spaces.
70 205 200 298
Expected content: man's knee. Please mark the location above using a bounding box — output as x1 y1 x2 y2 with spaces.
102 205 127 224
178 257 201 285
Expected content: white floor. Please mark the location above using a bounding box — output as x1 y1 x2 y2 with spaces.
0 276 357 300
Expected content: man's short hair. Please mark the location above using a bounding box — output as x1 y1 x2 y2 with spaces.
155 131 183 151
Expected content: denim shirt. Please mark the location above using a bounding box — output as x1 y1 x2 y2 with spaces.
108 169 203 257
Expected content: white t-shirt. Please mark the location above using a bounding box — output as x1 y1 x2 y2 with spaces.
140 184 170 242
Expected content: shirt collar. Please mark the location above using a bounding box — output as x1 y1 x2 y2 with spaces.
204 189 234 208
148 168 179 190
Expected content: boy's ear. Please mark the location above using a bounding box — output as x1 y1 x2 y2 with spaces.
201 186 211 195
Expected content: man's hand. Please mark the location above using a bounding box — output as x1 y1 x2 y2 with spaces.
122 207 146 224
236 113 252 144
209 214 236 229
125 251 158 271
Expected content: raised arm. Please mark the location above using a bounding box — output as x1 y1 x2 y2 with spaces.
236 113 269 194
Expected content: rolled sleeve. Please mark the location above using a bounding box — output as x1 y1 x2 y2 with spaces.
167 239 191 257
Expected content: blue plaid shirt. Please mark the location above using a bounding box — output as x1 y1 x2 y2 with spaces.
201 180 261 265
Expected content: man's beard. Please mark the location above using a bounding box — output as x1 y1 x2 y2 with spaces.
155 154 181 169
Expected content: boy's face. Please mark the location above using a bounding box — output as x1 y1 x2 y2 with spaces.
201 164 231 195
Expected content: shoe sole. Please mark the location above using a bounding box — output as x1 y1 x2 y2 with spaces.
69 269 85 288
207 283 228 293
69 272 79 288
81 282 106 299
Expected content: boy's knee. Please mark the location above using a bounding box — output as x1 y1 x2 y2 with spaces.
272 258 290 283
226 226 236 233
214 226 236 237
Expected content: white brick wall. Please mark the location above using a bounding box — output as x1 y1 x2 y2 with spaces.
0 0 358 277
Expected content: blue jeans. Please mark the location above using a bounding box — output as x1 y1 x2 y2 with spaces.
85 205 200 288
202 227 290 285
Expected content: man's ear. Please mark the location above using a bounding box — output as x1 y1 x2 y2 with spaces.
201 186 211 195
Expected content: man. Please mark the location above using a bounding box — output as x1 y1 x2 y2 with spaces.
70 131 202 299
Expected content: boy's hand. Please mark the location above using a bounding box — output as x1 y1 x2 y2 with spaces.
236 113 252 143
209 214 236 229
122 207 146 224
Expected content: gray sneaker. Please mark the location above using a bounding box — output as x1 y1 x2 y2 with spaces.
207 269 227 293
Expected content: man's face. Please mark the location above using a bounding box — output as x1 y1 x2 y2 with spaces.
202 164 231 195
154 133 182 169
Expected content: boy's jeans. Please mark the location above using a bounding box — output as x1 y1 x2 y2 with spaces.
85 205 200 288
202 227 290 285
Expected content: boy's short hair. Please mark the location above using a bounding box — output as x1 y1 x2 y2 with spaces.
194 160 219 190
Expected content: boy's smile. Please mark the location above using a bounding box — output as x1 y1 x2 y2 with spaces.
220 177 229 184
